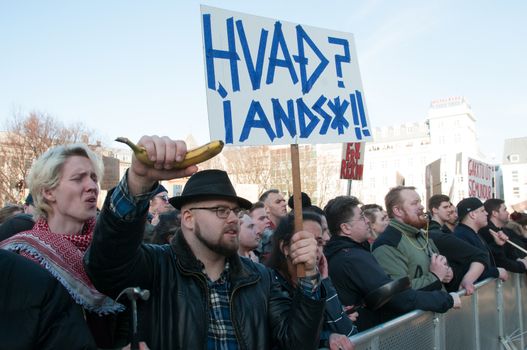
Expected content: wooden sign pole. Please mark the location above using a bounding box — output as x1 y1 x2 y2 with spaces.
290 144 305 277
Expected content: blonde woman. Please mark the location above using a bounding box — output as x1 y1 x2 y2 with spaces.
0 143 124 348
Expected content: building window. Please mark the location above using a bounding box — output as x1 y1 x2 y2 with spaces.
509 154 520 163
512 170 519 182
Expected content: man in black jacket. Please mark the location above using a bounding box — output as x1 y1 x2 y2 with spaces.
324 196 460 332
0 249 96 350
428 194 487 294
479 199 527 273
84 135 325 350
454 197 509 282
428 194 451 231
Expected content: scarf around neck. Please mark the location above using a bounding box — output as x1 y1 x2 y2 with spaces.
0 217 124 315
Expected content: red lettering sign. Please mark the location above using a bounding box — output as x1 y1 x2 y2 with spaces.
340 142 364 180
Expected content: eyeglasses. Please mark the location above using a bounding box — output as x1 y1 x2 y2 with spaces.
347 213 367 224
189 206 242 219
156 194 169 202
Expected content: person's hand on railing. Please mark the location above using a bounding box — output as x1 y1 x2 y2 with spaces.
449 292 462 309
498 267 509 281
459 278 476 296
517 258 527 270
329 333 354 350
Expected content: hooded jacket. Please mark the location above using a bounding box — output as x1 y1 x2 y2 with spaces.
324 235 453 332
84 192 325 350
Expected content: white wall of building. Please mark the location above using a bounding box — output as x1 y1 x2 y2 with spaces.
347 96 485 207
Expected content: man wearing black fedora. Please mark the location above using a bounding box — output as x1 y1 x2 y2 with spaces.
85 135 325 350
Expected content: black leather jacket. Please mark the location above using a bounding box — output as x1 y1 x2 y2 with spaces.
84 194 325 350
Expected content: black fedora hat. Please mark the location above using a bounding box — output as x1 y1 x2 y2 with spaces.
169 170 252 210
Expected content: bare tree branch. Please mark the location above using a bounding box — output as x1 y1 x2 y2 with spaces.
0 111 94 206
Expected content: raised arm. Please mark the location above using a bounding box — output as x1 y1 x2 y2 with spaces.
84 136 197 297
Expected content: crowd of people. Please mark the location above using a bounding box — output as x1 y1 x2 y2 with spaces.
1 135 527 350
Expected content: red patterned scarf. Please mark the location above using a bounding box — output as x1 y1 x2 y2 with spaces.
0 217 123 315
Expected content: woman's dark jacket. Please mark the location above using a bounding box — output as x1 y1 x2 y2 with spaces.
0 249 96 350
84 194 325 350
271 270 357 347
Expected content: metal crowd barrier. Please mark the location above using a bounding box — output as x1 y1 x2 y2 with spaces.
348 273 527 350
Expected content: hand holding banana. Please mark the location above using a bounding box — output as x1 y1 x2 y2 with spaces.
116 137 224 169
117 135 224 196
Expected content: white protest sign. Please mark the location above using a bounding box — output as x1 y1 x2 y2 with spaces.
201 6 372 146
467 157 494 200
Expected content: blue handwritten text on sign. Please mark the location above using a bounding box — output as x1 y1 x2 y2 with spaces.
201 6 373 146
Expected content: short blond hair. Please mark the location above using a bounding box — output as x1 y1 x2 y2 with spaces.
385 186 416 218
27 144 103 219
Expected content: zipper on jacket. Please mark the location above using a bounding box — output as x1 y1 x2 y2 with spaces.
185 270 211 350
230 277 261 350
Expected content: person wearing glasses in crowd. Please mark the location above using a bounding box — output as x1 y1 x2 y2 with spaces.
148 185 172 225
143 185 172 242
84 135 326 350
324 196 460 332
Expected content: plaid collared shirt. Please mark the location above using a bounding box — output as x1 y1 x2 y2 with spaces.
110 169 159 220
205 262 239 350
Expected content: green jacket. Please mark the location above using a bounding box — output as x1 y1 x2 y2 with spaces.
371 219 443 291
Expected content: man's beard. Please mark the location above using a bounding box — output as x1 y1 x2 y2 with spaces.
402 210 428 229
195 222 239 257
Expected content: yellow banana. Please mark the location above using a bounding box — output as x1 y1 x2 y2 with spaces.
115 137 224 169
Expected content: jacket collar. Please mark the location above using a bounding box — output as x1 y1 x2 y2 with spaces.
324 234 368 260
171 229 256 283
487 220 501 231
456 223 477 234
390 219 421 237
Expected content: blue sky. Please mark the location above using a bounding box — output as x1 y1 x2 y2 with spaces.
1 1 526 160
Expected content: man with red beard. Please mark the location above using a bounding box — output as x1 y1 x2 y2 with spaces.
372 186 451 291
